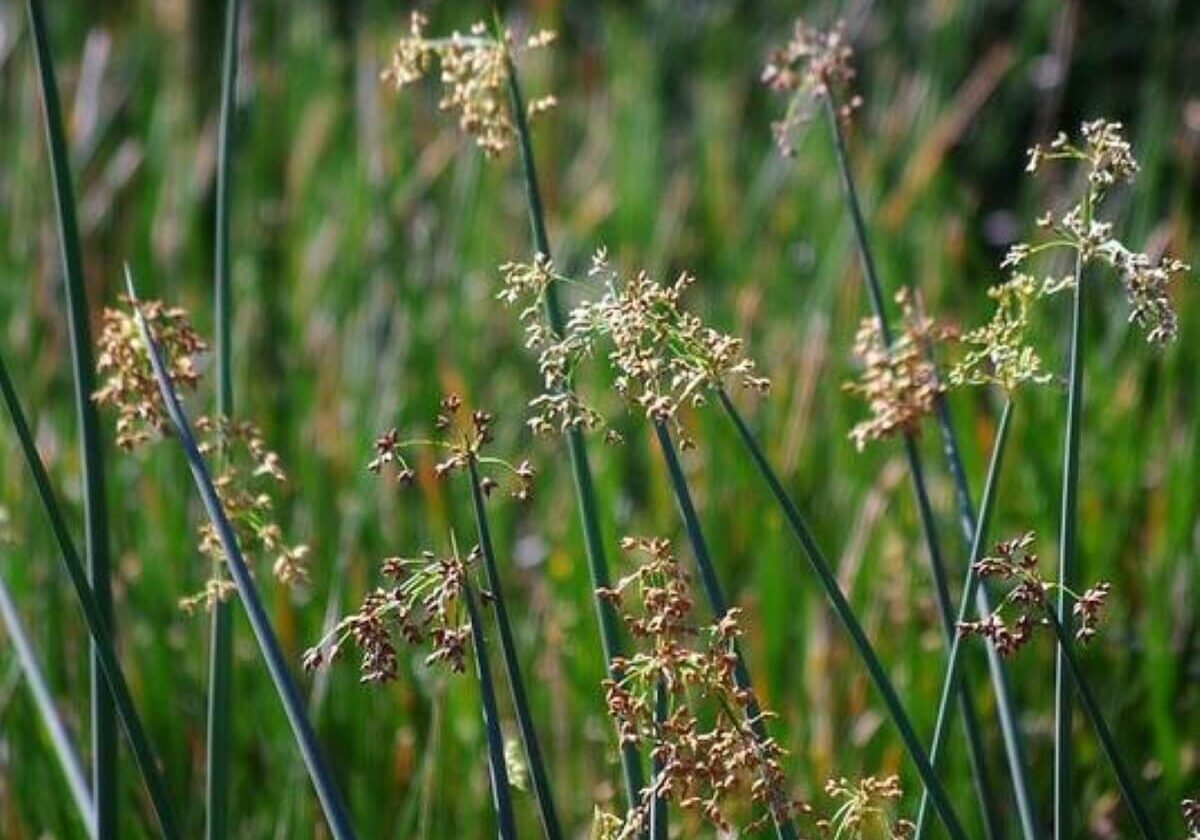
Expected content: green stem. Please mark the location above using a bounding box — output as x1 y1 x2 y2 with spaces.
912 400 1014 839
652 420 798 840
505 57 645 814
649 679 668 840
128 271 357 840
0 354 179 839
207 1 240 837
467 459 562 840
25 2 116 834
717 388 967 840
462 582 519 840
824 95 1005 839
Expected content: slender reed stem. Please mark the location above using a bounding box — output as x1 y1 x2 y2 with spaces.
1041 610 1160 840
462 582 518 840
716 388 968 840
25 2 116 833
912 400 1013 839
128 271 357 840
0 354 179 839
505 58 645 813
467 459 562 840
207 1 240 837
0 567 96 835
823 95 1004 839
649 679 668 840
1055 194 1090 840
652 420 798 840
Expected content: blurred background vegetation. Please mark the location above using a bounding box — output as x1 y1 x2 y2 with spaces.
0 0 1196 836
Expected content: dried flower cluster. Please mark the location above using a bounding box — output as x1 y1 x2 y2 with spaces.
381 12 556 157
958 532 1111 656
94 297 206 450
816 776 914 839
762 19 861 155
500 249 769 446
844 287 957 449
595 537 801 836
304 546 479 681
93 297 307 613
369 393 535 500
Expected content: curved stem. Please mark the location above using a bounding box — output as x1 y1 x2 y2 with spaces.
717 388 968 840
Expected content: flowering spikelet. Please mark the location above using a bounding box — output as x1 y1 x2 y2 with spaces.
596 537 802 836
844 287 957 449
958 532 1112 656
94 296 206 450
381 12 556 157
949 274 1057 391
303 546 478 681
762 19 861 155
500 248 769 446
816 776 914 839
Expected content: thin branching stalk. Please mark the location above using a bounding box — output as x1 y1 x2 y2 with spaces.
505 56 645 813
207 1 240 837
1055 191 1091 840
0 568 96 835
911 400 1013 839
25 2 116 833
466 458 562 840
824 95 1005 840
462 582 519 840
0 353 179 839
127 271 357 840
652 421 798 840
716 387 968 840
1041 609 1161 839
649 679 668 840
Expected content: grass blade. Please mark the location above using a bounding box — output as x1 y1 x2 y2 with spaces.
824 95 1005 839
0 353 179 839
505 56 645 814
0 567 96 835
467 458 562 840
911 400 1014 839
25 1 117 833
207 0 241 837
652 420 798 840
717 387 968 840
462 582 518 840
126 270 358 840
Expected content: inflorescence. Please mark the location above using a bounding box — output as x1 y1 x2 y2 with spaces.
817 776 914 839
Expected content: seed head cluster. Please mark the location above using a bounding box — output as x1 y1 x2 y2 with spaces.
949 273 1057 392
1183 797 1200 839
958 532 1111 656
816 776 914 839
596 537 802 836
762 19 861 155
381 12 557 157
844 287 957 449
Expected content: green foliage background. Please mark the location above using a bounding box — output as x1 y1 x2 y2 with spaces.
0 0 1196 836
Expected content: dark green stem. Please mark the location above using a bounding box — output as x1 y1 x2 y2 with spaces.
717 388 968 840
649 679 668 840
467 459 562 840
463 582 519 840
0 354 179 839
26 2 116 834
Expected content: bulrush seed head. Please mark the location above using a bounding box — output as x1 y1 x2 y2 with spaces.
816 776 914 839
844 287 957 449
381 12 556 158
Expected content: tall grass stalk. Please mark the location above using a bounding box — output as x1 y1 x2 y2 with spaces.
461 580 518 840
910 399 1013 839
0 353 179 839
823 95 1007 840
505 56 645 813
207 0 241 836
25 1 117 833
716 387 968 840
127 271 357 840
652 421 798 840
466 458 562 840
1055 192 1091 840
0 569 95 835
649 679 668 840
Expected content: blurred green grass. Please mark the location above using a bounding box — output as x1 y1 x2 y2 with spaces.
0 0 1196 836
